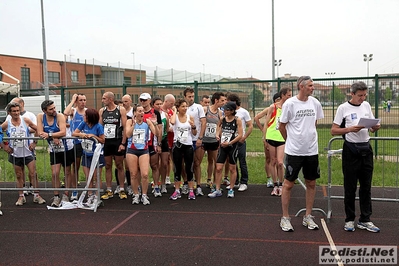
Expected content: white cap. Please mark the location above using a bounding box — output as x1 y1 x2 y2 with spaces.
139 93 151 100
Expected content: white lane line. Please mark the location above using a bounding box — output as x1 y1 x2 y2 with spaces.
321 218 344 266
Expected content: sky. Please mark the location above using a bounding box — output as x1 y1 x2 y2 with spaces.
1 0 399 81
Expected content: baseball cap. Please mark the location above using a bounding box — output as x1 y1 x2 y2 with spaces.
139 93 151 100
223 101 237 111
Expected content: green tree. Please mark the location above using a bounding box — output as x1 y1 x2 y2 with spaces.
384 87 392 100
253 88 265 107
328 85 346 104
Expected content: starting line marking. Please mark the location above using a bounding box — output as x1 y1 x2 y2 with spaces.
321 218 343 266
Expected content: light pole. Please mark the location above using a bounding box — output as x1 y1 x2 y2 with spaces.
364 54 373 84
131 52 135 69
325 72 335 79
274 59 282 78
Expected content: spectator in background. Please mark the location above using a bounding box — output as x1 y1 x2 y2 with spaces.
278 76 324 232
331 81 381 233
387 99 392 113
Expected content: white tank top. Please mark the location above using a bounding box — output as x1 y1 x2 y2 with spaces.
7 117 33 158
173 114 193 145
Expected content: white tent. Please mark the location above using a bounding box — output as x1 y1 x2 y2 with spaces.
0 70 20 96
0 81 19 95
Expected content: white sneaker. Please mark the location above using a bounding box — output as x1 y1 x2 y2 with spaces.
114 185 121 195
127 186 133 196
165 176 171 185
238 184 247 192
302 214 319 230
161 184 167 194
61 194 69 202
141 194 150 205
196 187 204 196
132 194 140 205
153 187 162 197
266 178 273 188
280 216 294 232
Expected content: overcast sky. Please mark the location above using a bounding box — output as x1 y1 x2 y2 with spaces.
2 0 399 80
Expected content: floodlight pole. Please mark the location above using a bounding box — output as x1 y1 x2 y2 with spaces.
41 0 49 100
363 54 373 85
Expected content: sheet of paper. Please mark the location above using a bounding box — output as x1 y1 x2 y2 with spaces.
357 118 380 128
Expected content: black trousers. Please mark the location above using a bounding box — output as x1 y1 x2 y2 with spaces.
172 142 194 182
342 142 373 222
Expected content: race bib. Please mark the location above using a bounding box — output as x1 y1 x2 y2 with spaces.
176 127 189 143
104 124 116 139
133 128 146 144
205 123 217 138
81 139 94 153
221 132 232 143
11 132 25 148
50 140 65 152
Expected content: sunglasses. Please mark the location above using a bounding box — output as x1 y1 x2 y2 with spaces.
139 98 148 102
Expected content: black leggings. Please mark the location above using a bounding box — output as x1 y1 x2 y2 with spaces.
172 142 194 182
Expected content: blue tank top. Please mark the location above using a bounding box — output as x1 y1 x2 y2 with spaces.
127 122 150 150
71 109 85 144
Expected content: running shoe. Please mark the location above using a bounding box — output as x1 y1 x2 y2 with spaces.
280 216 294 232
165 176 171 185
153 187 162 197
188 190 196 200
266 178 273 188
101 190 114 200
119 190 128 200
127 186 133 196
223 177 230 186
181 184 189 195
208 190 222 198
357 221 380 233
271 186 279 196
114 185 121 195
344 221 355 232
15 196 26 206
227 189 234 198
196 187 204 196
70 191 78 201
302 214 319 230
169 190 181 200
51 196 61 207
161 184 167 194
132 194 140 205
33 195 46 204
141 194 150 205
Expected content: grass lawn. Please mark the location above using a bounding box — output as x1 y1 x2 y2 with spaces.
1 129 398 187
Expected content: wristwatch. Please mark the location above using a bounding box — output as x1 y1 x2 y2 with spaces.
48 132 53 138
198 137 203 140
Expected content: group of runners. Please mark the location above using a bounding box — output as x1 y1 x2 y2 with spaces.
0 76 381 233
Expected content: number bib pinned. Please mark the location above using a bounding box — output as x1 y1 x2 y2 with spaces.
177 127 189 143
104 124 116 139
133 129 146 144
205 123 217 138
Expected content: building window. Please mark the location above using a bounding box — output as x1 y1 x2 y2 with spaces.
21 67 30 90
71 71 78 82
124 76 132 85
48 71 60 84
136 76 141 85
